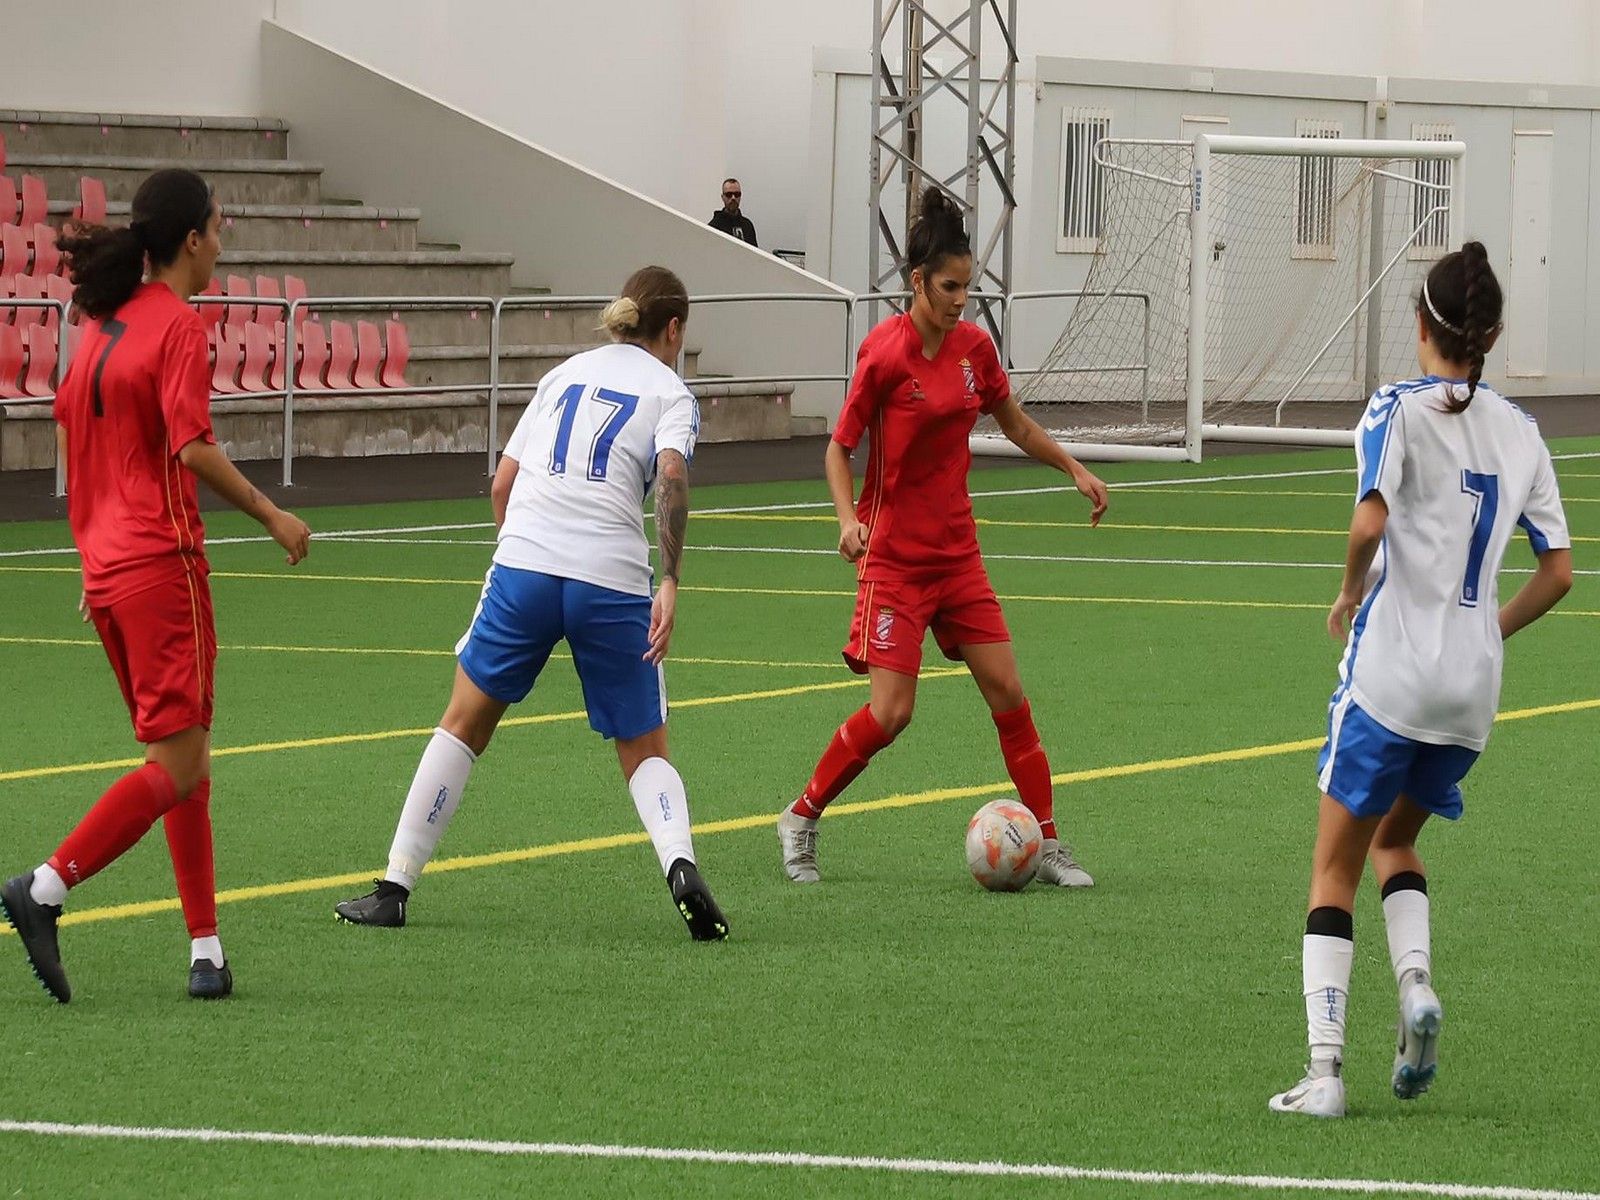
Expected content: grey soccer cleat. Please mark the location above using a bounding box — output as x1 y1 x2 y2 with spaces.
1268 1060 1346 1118
776 807 820 883
1392 974 1443 1100
1035 838 1094 888
334 880 409 927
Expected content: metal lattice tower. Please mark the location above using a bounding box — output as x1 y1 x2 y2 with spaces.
868 0 1017 335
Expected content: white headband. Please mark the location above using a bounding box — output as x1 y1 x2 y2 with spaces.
1422 278 1464 337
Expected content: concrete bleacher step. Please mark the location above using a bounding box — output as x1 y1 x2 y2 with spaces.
408 344 702 388
4 154 323 206
217 250 514 298
1 112 289 161
44 201 422 252
303 304 605 349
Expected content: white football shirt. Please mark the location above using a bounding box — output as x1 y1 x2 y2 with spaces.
496 343 699 598
1334 377 1570 751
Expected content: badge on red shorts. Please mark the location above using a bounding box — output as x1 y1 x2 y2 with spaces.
872 606 896 648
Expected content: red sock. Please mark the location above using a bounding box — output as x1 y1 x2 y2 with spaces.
49 762 181 889
163 778 217 938
993 700 1057 841
792 705 894 819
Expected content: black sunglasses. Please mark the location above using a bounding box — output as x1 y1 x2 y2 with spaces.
723 190 741 198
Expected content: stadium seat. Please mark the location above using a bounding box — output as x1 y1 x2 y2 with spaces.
326 320 357 389
224 274 254 332
44 273 73 310
381 320 410 387
1 177 17 227
283 274 308 329
18 175 46 230
1 222 30 277
73 176 108 225
211 327 244 394
0 276 11 323
0 324 23 399
21 323 58 397
30 225 59 278
296 321 329 389
254 275 283 326
10 275 46 330
268 321 290 392
241 321 273 392
352 320 384 390
195 279 224 336
0 130 6 175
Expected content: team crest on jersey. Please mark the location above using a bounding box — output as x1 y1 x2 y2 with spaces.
959 358 977 399
872 606 896 648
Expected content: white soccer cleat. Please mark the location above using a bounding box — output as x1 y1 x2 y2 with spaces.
1392 976 1443 1100
776 808 820 883
1268 1063 1346 1118
1035 838 1094 888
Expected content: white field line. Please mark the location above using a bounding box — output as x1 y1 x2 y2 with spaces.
0 1120 1595 1199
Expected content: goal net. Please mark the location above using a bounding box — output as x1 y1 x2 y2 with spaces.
975 134 1464 461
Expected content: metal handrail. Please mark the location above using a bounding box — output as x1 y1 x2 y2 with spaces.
1004 289 1152 417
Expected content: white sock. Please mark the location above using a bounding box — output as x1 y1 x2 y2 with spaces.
1303 933 1354 1065
1383 886 1432 984
30 863 67 907
628 756 695 876
384 727 477 891
191 935 223 966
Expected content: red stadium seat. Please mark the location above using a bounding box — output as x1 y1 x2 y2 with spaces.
296 321 329 389
21 323 58 397
381 320 410 387
30 224 59 279
19 175 46 230
195 279 224 336
1 222 30 278
0 276 12 324
224 274 254 332
268 321 290 392
326 320 356 390
73 176 108 225
1 177 17 227
10 275 45 329
241 322 273 392
352 320 384 390
44 273 73 310
211 327 244 394
0 324 23 398
283 274 308 329
0 130 6 175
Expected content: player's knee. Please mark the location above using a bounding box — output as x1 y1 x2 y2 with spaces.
990 681 1026 714
873 700 914 739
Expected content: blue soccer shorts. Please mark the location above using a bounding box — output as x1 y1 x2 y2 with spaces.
1317 693 1478 820
455 565 666 741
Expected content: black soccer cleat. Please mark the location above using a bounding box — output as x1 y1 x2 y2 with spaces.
668 859 729 942
334 880 409 928
1 873 71 1004
188 958 233 1000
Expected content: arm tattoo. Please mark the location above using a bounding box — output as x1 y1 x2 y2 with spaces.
655 450 690 583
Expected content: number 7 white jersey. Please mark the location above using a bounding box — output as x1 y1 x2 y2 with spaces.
495 343 699 597
1337 377 1570 751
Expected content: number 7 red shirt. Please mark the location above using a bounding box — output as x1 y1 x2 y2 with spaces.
53 281 215 606
832 314 1009 582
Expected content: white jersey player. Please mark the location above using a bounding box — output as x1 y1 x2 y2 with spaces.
336 267 728 942
1270 243 1572 1119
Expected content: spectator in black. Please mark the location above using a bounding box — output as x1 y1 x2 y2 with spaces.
709 178 758 247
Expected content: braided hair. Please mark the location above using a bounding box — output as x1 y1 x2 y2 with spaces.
1417 241 1503 413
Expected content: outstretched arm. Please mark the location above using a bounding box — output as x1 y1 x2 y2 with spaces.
991 396 1108 526
177 438 309 564
646 448 690 664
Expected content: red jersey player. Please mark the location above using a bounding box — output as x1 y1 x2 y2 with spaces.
775 187 1108 887
0 169 310 1004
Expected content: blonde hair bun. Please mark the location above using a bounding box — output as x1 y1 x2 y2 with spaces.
599 296 642 338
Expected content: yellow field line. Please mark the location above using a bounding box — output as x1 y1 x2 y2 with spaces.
0 636 841 672
15 693 1598 935
0 670 965 785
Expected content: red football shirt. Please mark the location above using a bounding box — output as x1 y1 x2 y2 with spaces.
833 315 1009 582
54 282 215 606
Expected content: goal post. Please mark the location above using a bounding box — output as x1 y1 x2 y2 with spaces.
972 132 1467 462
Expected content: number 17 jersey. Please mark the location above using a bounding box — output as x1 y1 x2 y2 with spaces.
496 342 699 598
1339 377 1569 751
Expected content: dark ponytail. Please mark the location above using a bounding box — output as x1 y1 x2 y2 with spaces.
60 168 214 319
1417 240 1503 413
905 185 971 280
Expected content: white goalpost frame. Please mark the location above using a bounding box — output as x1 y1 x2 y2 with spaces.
972 132 1467 463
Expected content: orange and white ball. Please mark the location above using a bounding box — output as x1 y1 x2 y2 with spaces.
965 799 1043 891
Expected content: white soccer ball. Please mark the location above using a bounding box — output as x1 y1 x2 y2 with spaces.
965 799 1043 892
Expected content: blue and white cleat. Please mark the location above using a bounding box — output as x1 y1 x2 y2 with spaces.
1392 977 1442 1100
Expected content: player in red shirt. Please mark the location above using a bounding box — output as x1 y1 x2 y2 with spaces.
0 169 310 1004
775 187 1108 886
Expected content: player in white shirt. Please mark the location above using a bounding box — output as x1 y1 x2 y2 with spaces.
335 267 728 941
1270 243 1572 1118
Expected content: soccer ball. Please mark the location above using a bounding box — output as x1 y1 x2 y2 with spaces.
965 799 1043 891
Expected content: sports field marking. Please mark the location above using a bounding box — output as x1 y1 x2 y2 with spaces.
0 1121 1594 1200
0 670 964 786
11 695 1595 934
0 635 841 671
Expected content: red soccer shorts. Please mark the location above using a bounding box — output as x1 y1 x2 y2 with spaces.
90 566 216 743
843 563 1010 676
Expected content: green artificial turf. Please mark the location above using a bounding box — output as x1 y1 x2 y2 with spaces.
0 443 1596 1198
